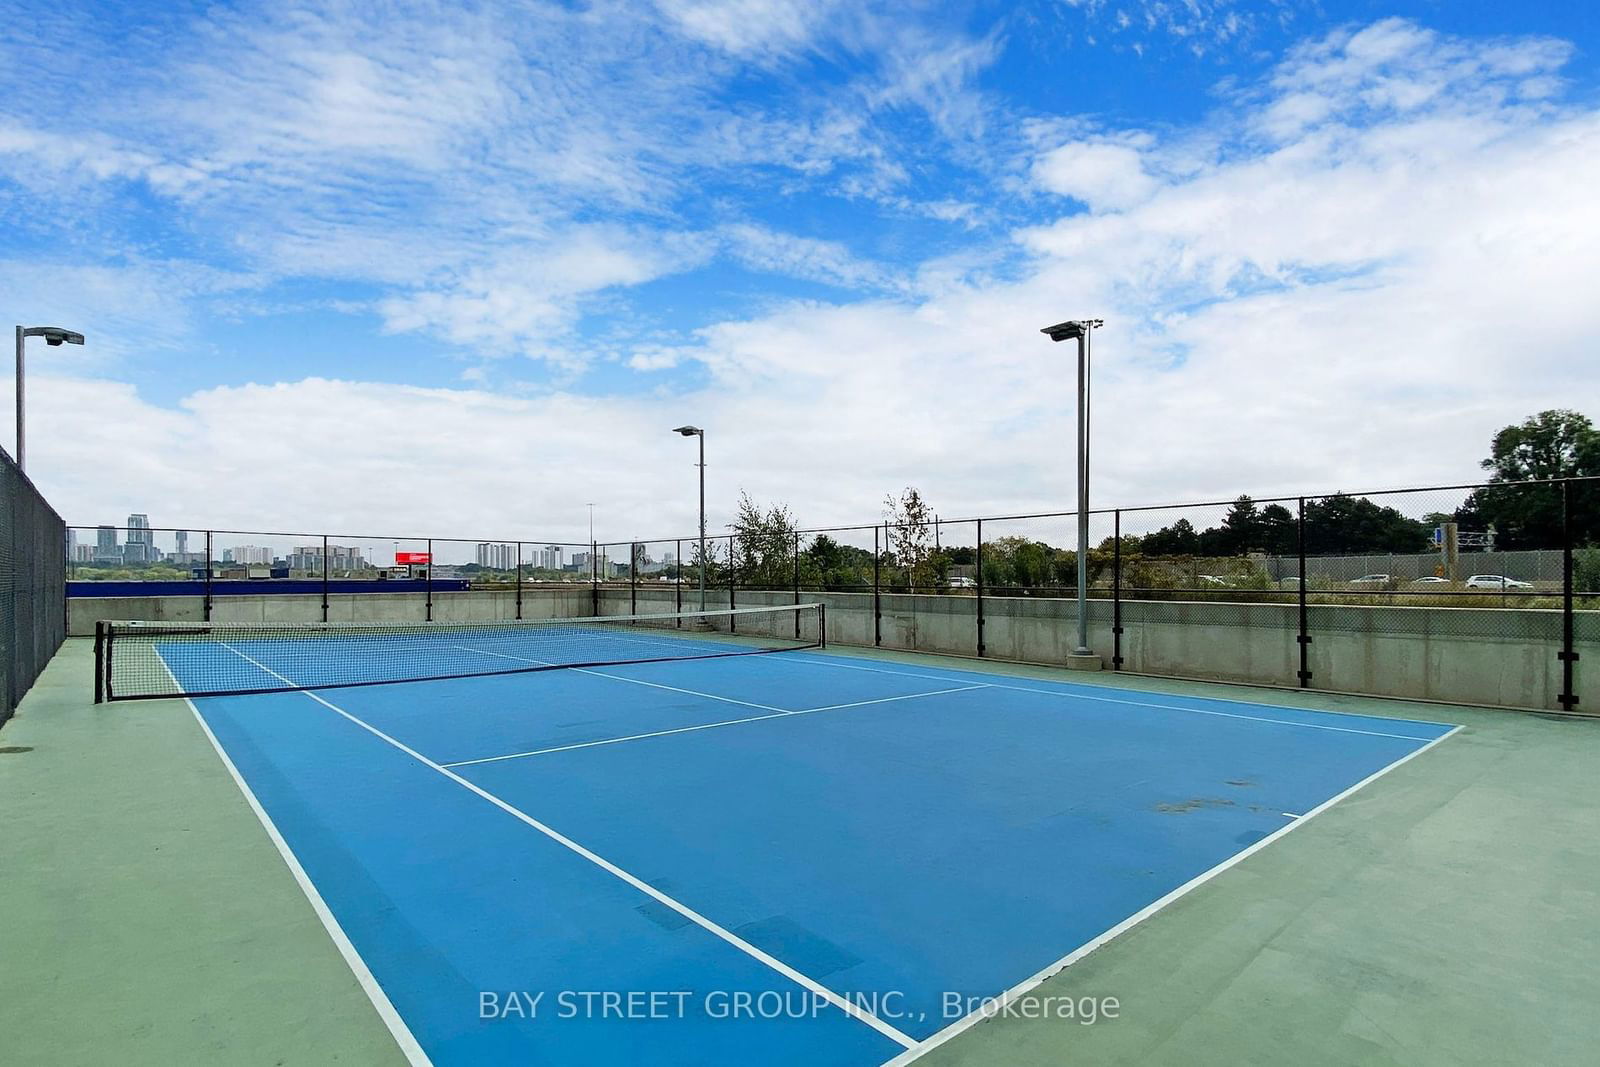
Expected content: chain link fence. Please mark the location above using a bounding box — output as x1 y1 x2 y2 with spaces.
3 447 66 722
66 476 1596 713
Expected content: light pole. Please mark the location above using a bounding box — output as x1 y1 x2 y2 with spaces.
1041 318 1104 669
673 426 706 611
14 325 85 470
587 503 596 581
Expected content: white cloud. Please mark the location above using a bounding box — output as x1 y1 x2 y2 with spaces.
7 16 1600 543
1032 139 1159 212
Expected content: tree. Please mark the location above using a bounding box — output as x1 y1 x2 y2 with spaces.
1142 518 1200 556
1303 494 1429 554
883 487 936 590
803 534 874 590
732 491 802 588
1209 495 1261 555
1458 410 1600 549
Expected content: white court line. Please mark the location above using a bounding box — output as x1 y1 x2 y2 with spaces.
442 684 992 768
156 655 431 1067
213 642 916 1051
882 723 1465 1066
789 655 1447 742
451 645 789 714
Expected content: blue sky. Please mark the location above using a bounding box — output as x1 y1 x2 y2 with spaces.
3 0 1598 542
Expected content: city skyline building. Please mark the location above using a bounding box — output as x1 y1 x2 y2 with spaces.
475 543 516 570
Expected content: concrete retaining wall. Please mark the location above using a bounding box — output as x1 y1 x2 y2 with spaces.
70 587 1594 713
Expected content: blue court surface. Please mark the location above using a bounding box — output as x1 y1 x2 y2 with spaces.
171 628 1458 1065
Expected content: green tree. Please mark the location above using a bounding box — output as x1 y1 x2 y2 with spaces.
732 491 801 588
883 488 936 590
1142 518 1200 556
803 534 874 590
1457 410 1600 549
1303 494 1429 554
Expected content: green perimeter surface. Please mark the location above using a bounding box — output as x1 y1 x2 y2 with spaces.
3 638 1598 1065
0 639 407 1066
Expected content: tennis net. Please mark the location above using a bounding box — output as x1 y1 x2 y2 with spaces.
94 602 825 702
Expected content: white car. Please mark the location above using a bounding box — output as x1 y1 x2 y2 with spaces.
1465 574 1532 590
946 575 976 589
1410 576 1450 585
1198 575 1229 586
1349 574 1393 586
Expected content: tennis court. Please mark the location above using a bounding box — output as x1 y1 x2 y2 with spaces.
94 604 1458 1065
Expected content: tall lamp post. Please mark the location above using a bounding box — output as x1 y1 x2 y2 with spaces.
1041 318 1103 670
14 325 85 470
673 426 706 611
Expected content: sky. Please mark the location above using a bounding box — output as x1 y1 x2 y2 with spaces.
3 0 1598 547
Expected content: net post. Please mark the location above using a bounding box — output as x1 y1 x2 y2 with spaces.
1559 479 1579 711
425 538 433 621
975 518 985 656
590 540 598 617
675 539 682 625
793 530 800 639
873 524 881 647
321 534 329 623
728 536 736 633
93 620 105 704
1297 497 1311 687
1112 509 1123 670
515 542 523 621
818 602 827 649
204 530 213 621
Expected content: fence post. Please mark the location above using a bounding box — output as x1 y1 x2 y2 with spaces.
591 540 598 616
204 530 213 621
515 542 523 621
873 524 881 647
425 538 433 621
675 538 682 624
1297 498 1311 687
793 530 801 639
1560 479 1579 711
976 518 985 656
1112 509 1123 670
321 534 329 623
630 542 638 616
728 536 737 633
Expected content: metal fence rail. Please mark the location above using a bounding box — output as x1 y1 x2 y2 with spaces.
2 445 67 723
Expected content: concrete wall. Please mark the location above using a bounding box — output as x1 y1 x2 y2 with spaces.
70 587 1595 714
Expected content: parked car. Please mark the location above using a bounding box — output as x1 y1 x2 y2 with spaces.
1277 576 1302 587
1197 574 1229 586
1349 574 1394 586
946 575 976 589
1410 576 1450 585
1465 574 1532 590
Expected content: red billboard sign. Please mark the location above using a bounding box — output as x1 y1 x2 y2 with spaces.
395 551 431 565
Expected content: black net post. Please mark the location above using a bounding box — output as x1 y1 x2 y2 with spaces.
975 518 985 656
1560 479 1579 711
93 620 105 704
204 530 213 621
321 534 330 623
1112 509 1123 670
515 542 524 621
425 538 434 621
590 540 598 616
873 524 881 647
630 542 638 616
793 530 801 639
1297 497 1311 687
675 539 682 624
728 536 737 633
